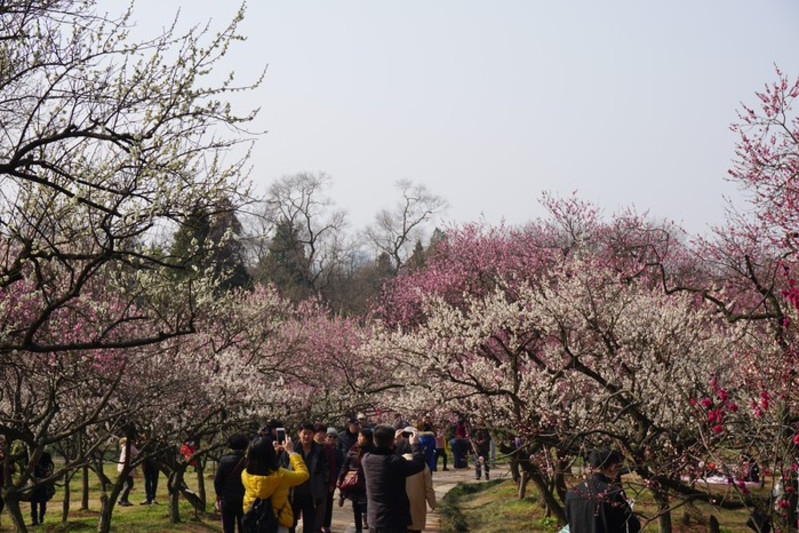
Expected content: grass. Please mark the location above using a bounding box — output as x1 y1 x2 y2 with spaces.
439 475 766 533
0 464 223 532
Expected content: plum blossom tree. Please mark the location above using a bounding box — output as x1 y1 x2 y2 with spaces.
0 0 259 356
0 1 262 531
368 198 777 532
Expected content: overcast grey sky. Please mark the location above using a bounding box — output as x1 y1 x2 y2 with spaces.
131 1 799 236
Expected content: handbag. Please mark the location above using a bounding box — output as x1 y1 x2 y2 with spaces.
340 469 360 490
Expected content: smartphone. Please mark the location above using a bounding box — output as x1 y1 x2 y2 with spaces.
276 427 286 445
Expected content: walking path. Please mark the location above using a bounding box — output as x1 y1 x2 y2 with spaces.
328 465 505 533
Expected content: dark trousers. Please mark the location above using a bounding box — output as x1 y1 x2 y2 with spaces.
353 501 367 531
434 448 448 470
368 527 407 533
143 465 159 502
31 500 46 524
221 498 244 533
322 489 334 527
120 475 134 503
290 493 317 533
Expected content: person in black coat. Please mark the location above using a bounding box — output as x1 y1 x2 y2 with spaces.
564 447 641 533
214 434 249 533
361 425 426 533
30 449 55 526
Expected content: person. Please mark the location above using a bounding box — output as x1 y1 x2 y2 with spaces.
214 433 249 533
403 452 436 533
433 430 448 472
564 447 641 533
417 423 437 475
321 427 343 533
338 428 373 533
30 449 54 526
290 422 329 533
357 412 374 430
362 424 426 533
180 440 198 471
241 435 309 533
117 437 139 506
470 426 491 480
339 418 360 458
139 434 160 505
449 418 469 469
311 423 338 533
393 427 413 456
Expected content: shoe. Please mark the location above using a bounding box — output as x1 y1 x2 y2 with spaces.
151 500 159 505
140 500 151 505
486 474 490 480
118 501 133 507
475 475 481 480
443 467 449 471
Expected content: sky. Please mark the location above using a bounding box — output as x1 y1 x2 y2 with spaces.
129 1 799 237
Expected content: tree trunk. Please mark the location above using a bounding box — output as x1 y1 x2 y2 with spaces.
61 471 70 523
5 493 28 533
518 471 528 499
168 469 184 523
195 458 206 513
521 461 566 523
95 461 126 533
81 464 90 510
708 514 720 533
653 486 672 533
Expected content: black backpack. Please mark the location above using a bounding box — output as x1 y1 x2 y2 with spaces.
241 496 279 533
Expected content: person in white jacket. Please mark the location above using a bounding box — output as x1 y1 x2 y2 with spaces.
117 437 139 506
402 452 436 533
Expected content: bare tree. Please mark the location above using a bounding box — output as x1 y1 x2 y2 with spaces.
363 179 447 274
249 172 349 299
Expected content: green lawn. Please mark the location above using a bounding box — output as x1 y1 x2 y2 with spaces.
439 478 763 533
0 464 222 532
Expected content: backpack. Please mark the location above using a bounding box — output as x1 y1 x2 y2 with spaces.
241 496 279 533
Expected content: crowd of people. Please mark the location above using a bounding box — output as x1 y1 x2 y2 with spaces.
210 412 488 533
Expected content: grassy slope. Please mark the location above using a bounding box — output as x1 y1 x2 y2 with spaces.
440 478 760 533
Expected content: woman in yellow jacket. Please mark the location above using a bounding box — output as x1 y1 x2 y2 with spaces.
241 435 309 532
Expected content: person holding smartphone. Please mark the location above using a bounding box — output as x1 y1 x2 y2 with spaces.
361 425 426 533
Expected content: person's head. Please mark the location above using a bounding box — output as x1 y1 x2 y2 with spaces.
588 447 625 479
325 427 339 446
373 425 395 450
246 436 278 475
228 433 249 451
357 412 367 424
267 419 283 436
347 418 360 433
313 423 327 444
357 428 373 448
299 422 315 446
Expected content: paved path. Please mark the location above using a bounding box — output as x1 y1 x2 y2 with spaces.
325 465 508 533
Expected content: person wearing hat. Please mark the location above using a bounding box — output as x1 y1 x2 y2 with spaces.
319 427 343 533
356 412 373 430
564 447 640 533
